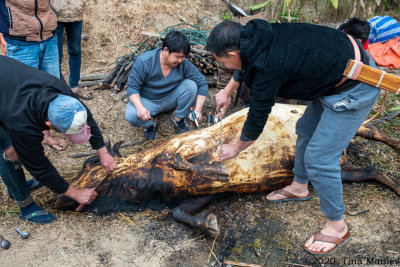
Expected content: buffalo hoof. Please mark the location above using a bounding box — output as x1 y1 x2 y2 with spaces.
205 214 220 237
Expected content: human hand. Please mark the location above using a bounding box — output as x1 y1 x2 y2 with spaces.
215 90 231 119
193 109 203 124
98 148 116 173
63 186 98 205
137 106 151 121
0 33 7 55
218 144 240 161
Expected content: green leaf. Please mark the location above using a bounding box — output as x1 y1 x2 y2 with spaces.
331 0 338 9
388 106 400 112
375 0 381 5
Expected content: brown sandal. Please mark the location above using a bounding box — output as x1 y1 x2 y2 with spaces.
266 189 311 203
304 231 351 255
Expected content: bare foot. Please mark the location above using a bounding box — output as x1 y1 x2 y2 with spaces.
304 219 349 254
266 180 309 201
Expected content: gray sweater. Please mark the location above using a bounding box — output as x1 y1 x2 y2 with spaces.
126 48 208 100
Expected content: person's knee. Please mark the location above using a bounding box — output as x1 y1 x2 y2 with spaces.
125 108 140 126
68 44 81 57
182 79 197 95
4 146 19 162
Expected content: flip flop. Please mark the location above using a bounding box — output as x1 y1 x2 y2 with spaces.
266 188 311 203
304 230 351 255
42 137 67 151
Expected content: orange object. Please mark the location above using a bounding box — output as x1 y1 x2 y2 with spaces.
368 37 400 69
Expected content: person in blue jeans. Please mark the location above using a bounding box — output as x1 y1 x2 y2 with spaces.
52 0 93 100
125 31 208 141
0 0 67 151
207 20 380 255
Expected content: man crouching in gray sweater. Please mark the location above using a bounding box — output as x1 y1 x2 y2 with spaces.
125 31 209 140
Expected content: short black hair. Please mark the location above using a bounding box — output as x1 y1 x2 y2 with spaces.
338 17 370 44
206 21 242 57
162 31 191 56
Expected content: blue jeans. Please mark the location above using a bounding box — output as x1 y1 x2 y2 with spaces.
0 125 32 207
293 82 380 221
125 79 198 129
55 21 83 88
6 35 60 79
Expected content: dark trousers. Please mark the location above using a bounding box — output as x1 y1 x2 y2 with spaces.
55 20 83 88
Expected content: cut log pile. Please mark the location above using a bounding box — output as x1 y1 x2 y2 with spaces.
188 46 217 76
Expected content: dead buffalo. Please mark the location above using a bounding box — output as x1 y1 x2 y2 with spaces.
60 103 400 236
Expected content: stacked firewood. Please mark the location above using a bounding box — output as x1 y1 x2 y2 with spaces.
100 54 136 92
188 47 217 76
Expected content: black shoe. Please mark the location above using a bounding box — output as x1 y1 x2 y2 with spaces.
171 114 190 134
144 124 157 140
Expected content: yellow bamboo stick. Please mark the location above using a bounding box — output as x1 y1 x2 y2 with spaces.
343 60 400 95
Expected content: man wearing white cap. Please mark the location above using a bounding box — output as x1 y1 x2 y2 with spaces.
0 55 116 224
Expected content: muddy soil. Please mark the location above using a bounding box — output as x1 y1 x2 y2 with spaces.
1 1 400 266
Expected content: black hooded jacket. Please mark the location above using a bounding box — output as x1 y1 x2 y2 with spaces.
0 56 105 194
240 20 370 141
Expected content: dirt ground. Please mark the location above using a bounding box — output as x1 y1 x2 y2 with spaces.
1 1 400 266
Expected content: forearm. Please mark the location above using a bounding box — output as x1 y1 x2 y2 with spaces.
224 76 240 96
194 95 207 113
129 94 144 110
234 139 255 153
97 146 108 156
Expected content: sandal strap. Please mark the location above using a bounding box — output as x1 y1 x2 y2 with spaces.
20 210 51 220
313 231 350 245
272 189 300 199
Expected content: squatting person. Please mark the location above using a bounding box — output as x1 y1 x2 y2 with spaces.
124 31 208 140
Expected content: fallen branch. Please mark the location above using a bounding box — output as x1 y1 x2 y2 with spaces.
363 91 388 125
367 110 400 126
179 235 205 245
118 212 137 227
224 260 261 267
283 262 312 267
207 235 217 263
205 240 221 265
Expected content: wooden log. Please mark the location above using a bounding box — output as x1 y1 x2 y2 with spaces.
78 80 103 87
191 47 211 57
80 73 108 81
141 31 164 39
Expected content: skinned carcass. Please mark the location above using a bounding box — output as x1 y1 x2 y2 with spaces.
61 103 400 236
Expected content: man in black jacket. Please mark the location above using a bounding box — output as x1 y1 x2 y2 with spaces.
0 55 116 224
206 20 379 255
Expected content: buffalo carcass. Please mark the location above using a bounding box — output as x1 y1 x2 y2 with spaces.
61 103 400 236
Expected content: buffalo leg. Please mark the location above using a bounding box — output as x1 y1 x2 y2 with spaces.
172 195 220 236
341 165 400 196
356 125 400 154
